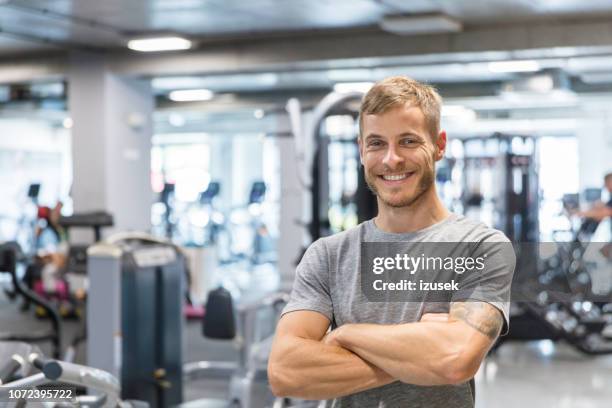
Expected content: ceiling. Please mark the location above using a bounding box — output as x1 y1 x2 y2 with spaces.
2 0 612 55
3 0 612 133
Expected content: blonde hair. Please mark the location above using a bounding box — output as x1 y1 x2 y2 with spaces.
359 76 442 140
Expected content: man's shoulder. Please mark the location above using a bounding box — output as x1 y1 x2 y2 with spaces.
445 214 511 243
314 223 364 251
300 224 363 267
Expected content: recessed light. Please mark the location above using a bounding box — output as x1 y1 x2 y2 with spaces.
379 13 462 35
127 36 192 52
168 89 214 102
333 82 373 93
488 60 540 73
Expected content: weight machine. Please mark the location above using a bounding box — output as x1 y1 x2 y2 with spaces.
287 91 376 249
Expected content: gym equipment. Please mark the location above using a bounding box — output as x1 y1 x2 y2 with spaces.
87 230 286 407
584 188 602 203
499 278 612 355
497 231 612 354
2 183 42 260
202 286 236 339
87 232 184 408
224 181 276 266
197 181 224 246
161 182 177 239
23 184 41 254
442 135 612 354
247 181 276 265
562 193 580 212
0 341 146 407
0 242 62 359
288 91 374 243
26 211 113 320
58 211 114 243
186 290 290 408
27 184 41 205
449 133 539 243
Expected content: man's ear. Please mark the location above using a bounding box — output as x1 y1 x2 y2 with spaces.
435 131 447 161
357 136 364 166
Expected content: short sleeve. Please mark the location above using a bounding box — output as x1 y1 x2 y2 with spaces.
281 238 333 322
451 236 516 335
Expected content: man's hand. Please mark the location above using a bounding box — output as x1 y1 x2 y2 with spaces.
322 328 343 347
324 312 450 348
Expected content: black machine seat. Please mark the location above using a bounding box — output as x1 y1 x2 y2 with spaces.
59 211 114 242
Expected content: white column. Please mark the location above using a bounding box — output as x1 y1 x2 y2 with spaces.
68 52 153 241
277 112 306 290
577 111 609 191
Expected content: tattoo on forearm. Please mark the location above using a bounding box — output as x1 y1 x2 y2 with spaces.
450 302 503 339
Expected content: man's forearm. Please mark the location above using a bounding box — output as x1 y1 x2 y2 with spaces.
333 322 486 385
268 335 395 400
578 206 612 220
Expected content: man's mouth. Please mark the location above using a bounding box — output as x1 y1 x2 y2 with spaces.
379 172 415 182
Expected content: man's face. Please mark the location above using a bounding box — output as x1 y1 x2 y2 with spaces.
606 177 612 194
359 104 446 208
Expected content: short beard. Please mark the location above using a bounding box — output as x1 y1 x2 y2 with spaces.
365 164 435 208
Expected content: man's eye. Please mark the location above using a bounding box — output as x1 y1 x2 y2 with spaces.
400 138 416 145
368 140 382 147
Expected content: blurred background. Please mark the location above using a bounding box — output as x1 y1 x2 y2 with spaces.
0 1 610 407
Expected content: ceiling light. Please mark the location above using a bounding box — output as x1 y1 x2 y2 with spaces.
168 89 214 102
127 36 192 52
488 60 540 73
62 117 73 129
253 109 265 119
379 13 462 36
333 82 373 93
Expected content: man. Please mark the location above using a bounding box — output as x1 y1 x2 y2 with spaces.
268 76 515 407
577 173 612 222
570 173 612 241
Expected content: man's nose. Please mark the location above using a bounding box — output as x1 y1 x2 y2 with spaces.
382 145 404 168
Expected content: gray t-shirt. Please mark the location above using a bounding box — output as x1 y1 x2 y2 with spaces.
282 213 515 408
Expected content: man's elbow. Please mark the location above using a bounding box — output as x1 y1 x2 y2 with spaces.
418 343 482 386
440 353 481 385
268 360 298 398
442 364 479 385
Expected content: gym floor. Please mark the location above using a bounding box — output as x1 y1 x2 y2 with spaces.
1 287 611 408
476 342 612 407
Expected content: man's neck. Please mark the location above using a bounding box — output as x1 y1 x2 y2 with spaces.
374 188 450 234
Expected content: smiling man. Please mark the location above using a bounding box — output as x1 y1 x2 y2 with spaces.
268 76 515 407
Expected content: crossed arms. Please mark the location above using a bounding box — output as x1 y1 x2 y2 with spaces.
267 301 503 400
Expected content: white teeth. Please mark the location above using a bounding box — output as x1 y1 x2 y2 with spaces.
383 173 409 181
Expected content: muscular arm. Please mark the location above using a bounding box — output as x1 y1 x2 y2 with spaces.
577 203 612 221
330 301 503 385
268 310 395 400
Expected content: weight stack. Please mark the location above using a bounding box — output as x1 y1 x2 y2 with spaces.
87 233 184 408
